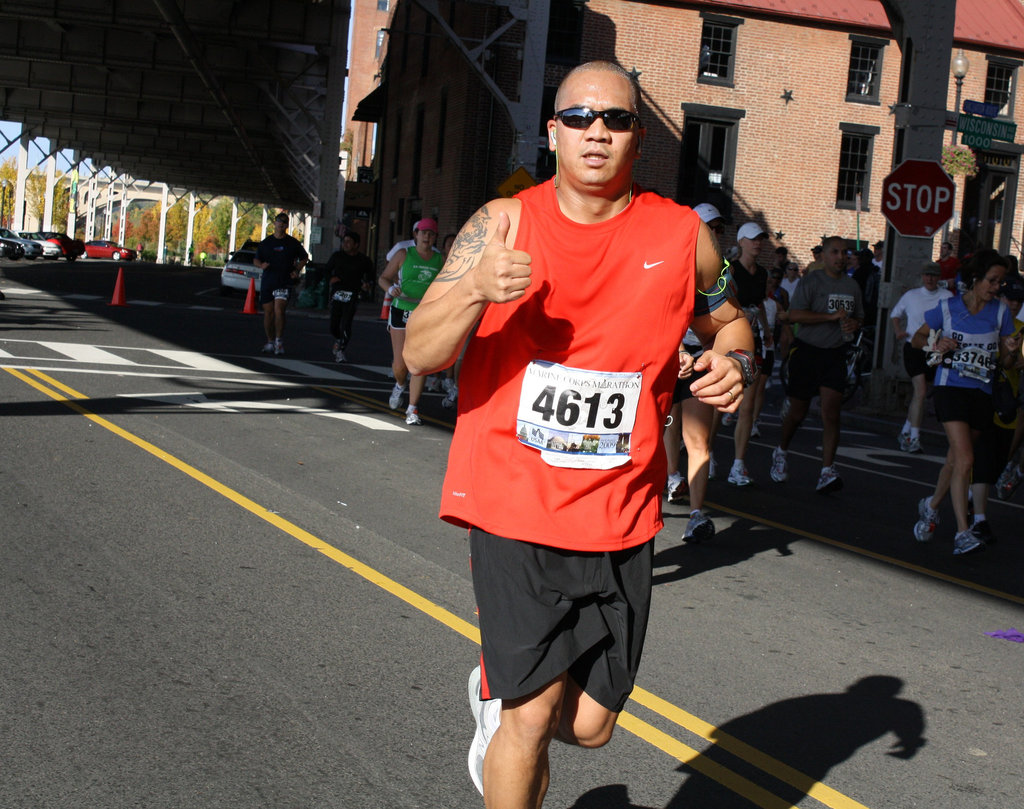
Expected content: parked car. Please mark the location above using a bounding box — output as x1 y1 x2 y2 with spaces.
0 227 42 259
220 248 260 294
0 236 25 260
18 232 63 259
83 239 137 261
40 231 85 261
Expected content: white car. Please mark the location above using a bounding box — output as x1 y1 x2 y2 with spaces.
220 248 261 294
0 228 42 259
18 231 63 259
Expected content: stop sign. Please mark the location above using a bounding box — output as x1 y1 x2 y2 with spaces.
881 159 955 238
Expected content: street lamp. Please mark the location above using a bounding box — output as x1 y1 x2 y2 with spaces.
951 50 970 145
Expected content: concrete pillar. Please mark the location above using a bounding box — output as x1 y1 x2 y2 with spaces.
229 199 239 253
104 180 114 239
118 181 129 245
42 152 56 231
185 192 196 264
157 183 169 263
85 174 97 240
310 2 350 263
14 134 29 231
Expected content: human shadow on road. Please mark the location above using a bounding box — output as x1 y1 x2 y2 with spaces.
652 515 793 586
663 675 925 808
567 676 924 809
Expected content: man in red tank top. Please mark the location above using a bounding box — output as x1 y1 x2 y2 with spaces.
406 62 754 807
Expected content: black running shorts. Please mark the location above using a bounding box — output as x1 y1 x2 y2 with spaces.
902 342 933 380
470 529 653 713
933 385 994 431
785 339 847 400
388 305 412 330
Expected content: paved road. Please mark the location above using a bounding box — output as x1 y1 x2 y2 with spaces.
2 259 1022 809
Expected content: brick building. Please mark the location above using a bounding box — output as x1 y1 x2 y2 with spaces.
348 0 1024 283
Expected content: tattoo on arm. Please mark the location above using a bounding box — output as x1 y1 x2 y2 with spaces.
435 205 493 283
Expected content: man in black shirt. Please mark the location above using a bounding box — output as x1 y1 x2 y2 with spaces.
254 212 308 356
326 231 374 362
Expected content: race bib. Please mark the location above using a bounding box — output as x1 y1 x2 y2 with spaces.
516 361 642 470
951 346 995 383
272 287 290 301
826 293 855 314
332 290 353 303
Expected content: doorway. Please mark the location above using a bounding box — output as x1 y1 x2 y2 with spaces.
959 150 1018 255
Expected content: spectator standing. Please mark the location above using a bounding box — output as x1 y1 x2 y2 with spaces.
403 61 753 806
379 218 444 425
890 262 953 452
937 240 960 287
910 249 1017 555
326 231 374 363
770 236 864 493
254 212 308 356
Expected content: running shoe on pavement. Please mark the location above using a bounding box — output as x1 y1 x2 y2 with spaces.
897 431 911 452
335 349 346 363
996 461 1023 501
905 435 922 453
913 497 939 542
668 477 690 504
769 447 788 483
468 666 501 796
260 341 275 354
727 461 753 486
273 338 284 356
389 383 405 410
683 510 716 543
952 528 985 556
665 472 683 501
815 465 843 493
405 406 422 426
971 520 995 544
750 420 761 438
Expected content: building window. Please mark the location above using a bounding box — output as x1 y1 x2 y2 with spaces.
846 36 886 104
698 13 742 87
377 0 388 11
375 29 386 61
678 104 746 217
546 0 584 65
985 57 1020 118
436 89 447 169
836 123 879 209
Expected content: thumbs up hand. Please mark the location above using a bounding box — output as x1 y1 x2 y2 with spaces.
475 210 532 303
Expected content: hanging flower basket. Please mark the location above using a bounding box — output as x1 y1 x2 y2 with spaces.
941 144 978 177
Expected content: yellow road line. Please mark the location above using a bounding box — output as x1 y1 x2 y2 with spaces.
5 366 873 809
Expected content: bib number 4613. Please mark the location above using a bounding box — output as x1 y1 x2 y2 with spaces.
532 386 626 430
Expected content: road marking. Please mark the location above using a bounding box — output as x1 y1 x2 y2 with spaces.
258 356 364 381
39 341 138 365
149 348 249 373
0 287 42 295
4 364 879 809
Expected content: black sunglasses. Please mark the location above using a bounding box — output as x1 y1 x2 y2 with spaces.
554 107 641 132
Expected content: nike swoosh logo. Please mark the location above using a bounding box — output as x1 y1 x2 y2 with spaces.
644 260 664 269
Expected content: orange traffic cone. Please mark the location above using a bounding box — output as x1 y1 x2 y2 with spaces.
242 278 259 314
108 267 127 307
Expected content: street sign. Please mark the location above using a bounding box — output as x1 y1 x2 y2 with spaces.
498 166 536 198
956 113 1017 149
881 159 955 238
963 99 1000 118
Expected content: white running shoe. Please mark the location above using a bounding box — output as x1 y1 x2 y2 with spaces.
898 431 911 452
815 465 843 493
388 383 405 410
468 666 501 796
260 341 275 354
727 461 753 486
952 528 984 556
273 339 284 356
335 349 346 363
405 406 422 425
721 412 736 427
770 447 788 483
750 420 761 438
683 510 716 542
914 497 939 541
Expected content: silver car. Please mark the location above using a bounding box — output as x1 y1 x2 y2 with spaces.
0 228 42 259
18 231 62 259
219 248 261 294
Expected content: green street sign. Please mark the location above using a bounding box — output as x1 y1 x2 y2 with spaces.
956 113 1017 149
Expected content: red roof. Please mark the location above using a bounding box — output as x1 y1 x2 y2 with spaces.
700 0 1024 55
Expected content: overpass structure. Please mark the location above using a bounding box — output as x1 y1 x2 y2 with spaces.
0 0 350 261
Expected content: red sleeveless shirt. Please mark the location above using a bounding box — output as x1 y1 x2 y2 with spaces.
439 180 700 551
